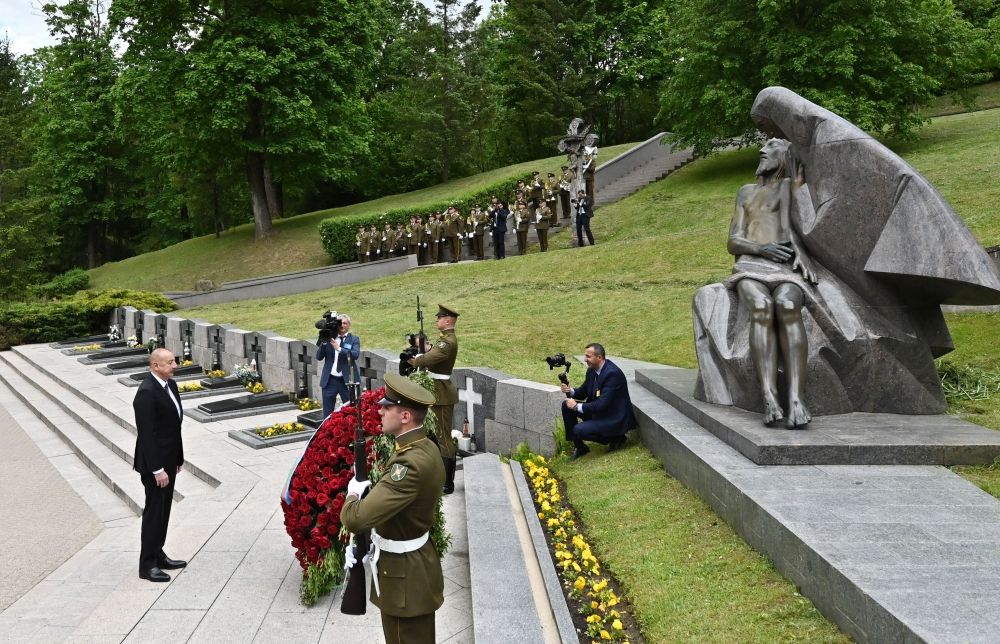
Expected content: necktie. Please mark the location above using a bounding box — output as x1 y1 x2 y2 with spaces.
165 383 181 418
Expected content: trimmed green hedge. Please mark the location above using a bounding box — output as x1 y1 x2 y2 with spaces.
0 289 177 350
27 268 90 300
318 172 532 263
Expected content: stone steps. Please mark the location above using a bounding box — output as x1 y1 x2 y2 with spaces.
464 453 574 644
11 345 224 489
593 150 695 208
0 351 216 514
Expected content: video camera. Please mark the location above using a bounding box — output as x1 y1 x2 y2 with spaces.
545 353 573 397
398 297 427 376
315 310 343 342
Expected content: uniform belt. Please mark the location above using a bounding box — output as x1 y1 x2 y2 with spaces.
427 371 451 380
367 530 430 597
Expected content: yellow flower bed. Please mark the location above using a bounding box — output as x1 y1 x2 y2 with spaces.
180 359 193 366
297 397 321 411
72 344 102 351
255 422 307 439
205 369 226 378
524 455 631 644
177 381 204 393
246 382 267 394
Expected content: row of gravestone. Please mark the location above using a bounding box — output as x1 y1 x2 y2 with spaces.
114 306 565 455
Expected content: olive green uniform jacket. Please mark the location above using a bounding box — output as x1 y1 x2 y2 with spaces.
411 328 458 458
341 429 445 618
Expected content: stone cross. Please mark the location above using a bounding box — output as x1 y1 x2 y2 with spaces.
458 376 482 434
294 345 311 399
360 356 379 391
211 327 224 371
135 315 145 344
156 317 167 348
249 335 264 383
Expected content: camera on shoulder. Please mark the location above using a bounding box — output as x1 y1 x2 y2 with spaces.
315 310 342 342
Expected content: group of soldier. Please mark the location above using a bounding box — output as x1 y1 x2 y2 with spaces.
355 163 590 264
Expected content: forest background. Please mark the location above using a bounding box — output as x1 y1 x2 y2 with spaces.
0 0 997 299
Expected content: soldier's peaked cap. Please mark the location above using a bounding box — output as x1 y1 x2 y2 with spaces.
436 304 460 318
379 373 435 409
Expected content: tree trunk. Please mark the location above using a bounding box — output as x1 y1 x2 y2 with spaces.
263 163 283 219
246 151 272 240
212 180 223 238
86 220 98 269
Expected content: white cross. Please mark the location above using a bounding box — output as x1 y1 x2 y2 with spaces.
458 376 482 433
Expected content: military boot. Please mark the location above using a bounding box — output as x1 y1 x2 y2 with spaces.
442 457 456 495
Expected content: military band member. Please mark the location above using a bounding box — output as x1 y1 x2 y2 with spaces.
528 171 544 217
428 214 441 264
341 373 444 644
356 225 368 263
535 201 551 252
407 304 460 495
408 216 419 257
559 164 575 220
544 172 560 225
381 222 394 257
394 223 408 256
422 216 433 265
472 206 489 260
444 208 460 263
582 135 598 198
369 224 381 259
515 202 530 255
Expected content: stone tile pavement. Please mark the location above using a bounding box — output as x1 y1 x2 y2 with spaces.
0 343 472 643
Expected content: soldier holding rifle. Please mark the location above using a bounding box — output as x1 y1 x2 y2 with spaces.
340 373 444 644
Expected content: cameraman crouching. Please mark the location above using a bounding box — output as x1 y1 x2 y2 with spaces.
560 343 637 460
315 314 361 418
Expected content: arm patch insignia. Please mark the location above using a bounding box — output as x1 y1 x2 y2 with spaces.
390 464 408 481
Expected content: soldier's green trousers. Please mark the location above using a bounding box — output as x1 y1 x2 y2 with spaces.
381 611 435 644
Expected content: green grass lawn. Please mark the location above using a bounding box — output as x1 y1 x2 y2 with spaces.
552 446 850 643
88 143 638 293
922 80 1000 118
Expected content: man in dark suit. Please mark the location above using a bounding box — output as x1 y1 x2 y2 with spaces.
560 343 637 460
490 199 508 260
315 314 361 418
574 189 596 247
133 348 187 582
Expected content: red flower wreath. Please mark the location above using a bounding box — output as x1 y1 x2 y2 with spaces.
281 387 384 602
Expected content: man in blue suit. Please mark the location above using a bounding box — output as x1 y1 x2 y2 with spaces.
315 314 361 418
560 343 637 459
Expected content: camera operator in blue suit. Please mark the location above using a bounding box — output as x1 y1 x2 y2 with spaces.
315 314 361 418
560 343 637 460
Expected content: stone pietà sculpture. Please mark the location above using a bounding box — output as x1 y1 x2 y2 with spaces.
692 87 1000 427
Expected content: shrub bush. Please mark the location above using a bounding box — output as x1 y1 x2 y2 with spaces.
0 289 176 350
318 172 533 264
27 268 91 300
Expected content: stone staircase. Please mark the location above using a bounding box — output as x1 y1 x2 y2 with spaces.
593 135 695 209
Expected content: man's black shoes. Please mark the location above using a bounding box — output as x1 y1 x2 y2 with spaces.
158 556 187 570
569 445 591 461
139 567 171 582
608 436 627 452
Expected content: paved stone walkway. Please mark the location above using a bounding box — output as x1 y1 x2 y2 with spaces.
0 343 472 643
0 401 104 612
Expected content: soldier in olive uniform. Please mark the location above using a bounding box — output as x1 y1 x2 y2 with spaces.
370 224 381 259
407 304 460 494
407 216 419 257
559 165 575 220
341 373 444 644
528 171 544 218
535 201 551 252
515 202 530 255
394 223 408 256
356 225 367 263
444 208 459 263
472 206 489 260
544 172 560 226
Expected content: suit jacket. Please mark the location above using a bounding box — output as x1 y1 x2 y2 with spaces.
316 332 361 387
133 374 184 475
491 207 508 235
576 196 594 219
572 359 637 438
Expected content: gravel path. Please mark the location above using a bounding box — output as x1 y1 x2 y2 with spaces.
0 401 102 611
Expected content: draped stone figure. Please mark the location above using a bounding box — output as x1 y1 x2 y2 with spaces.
693 87 1000 426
